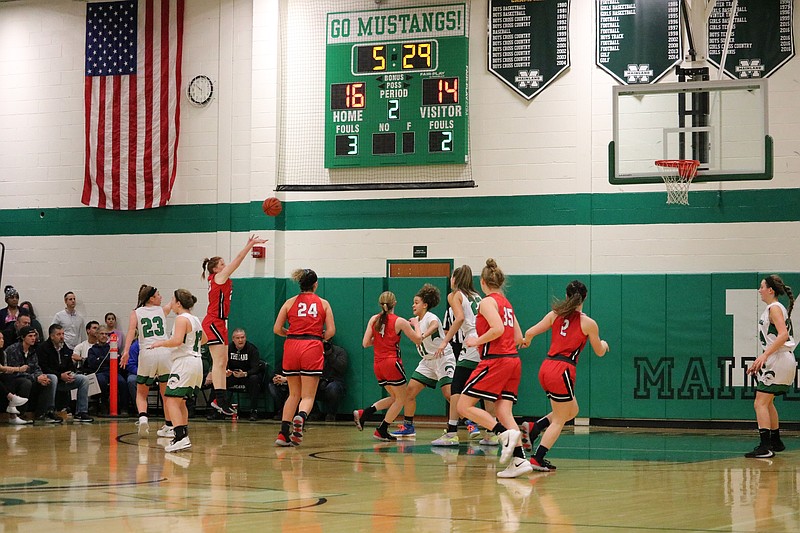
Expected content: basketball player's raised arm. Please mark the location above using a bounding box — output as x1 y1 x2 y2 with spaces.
216 235 268 284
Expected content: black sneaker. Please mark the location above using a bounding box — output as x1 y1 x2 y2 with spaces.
74 412 94 423
771 439 786 452
249 410 258 421
211 398 236 417
530 457 557 471
40 411 63 424
744 445 775 458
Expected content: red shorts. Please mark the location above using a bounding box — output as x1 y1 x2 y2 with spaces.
202 316 228 345
462 356 521 403
282 338 323 376
374 357 407 387
539 358 577 402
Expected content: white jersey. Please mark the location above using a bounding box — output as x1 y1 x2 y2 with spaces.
416 311 454 360
171 312 203 360
759 302 796 353
135 305 169 349
457 290 481 341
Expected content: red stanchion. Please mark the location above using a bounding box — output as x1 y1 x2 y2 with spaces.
109 333 118 416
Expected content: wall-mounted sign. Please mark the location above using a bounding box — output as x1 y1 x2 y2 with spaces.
596 0 682 84
488 0 570 99
708 0 794 79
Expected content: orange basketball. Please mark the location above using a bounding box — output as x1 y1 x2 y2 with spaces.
262 197 282 217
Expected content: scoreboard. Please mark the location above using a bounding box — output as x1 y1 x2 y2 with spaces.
325 4 469 168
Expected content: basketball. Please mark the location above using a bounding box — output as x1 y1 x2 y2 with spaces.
262 197 282 217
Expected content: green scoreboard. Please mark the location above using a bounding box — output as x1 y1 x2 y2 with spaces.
324 4 469 169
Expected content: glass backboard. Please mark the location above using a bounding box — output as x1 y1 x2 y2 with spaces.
610 79 771 184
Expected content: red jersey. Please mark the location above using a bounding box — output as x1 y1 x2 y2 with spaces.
547 310 588 364
372 313 401 361
475 293 518 357
287 293 326 338
206 276 232 320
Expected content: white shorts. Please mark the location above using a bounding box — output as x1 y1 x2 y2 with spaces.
165 356 203 398
411 354 456 388
137 346 173 386
756 350 798 395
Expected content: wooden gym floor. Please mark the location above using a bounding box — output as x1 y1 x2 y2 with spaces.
2 418 798 532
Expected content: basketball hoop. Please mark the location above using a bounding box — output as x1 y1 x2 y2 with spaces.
654 159 700 205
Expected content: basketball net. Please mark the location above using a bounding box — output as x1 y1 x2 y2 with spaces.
654 160 700 205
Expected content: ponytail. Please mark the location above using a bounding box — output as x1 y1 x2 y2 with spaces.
552 280 588 318
377 291 397 330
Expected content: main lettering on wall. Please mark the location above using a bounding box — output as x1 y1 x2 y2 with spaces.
324 4 469 168
633 289 800 401
488 0 570 100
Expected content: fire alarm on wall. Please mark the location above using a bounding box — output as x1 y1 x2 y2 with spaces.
251 245 266 259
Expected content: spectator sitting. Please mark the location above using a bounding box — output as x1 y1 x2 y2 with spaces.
104 312 125 354
84 326 128 414
37 324 94 423
52 291 86 351
220 328 266 421
124 338 141 417
19 301 44 345
72 321 100 371
313 340 348 422
0 333 32 424
4 326 61 423
3 310 32 348
1 285 21 325
267 362 289 421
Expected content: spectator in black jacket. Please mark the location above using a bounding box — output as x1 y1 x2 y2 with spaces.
220 328 265 421
315 340 348 422
3 310 32 348
37 324 93 422
85 326 128 414
4 326 60 423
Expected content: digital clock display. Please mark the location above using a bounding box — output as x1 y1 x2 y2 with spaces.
354 41 438 74
325 4 468 169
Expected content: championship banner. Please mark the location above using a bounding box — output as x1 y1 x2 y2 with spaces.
488 0 570 100
708 0 794 79
596 0 682 85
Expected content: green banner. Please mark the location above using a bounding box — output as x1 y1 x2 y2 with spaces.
488 0 570 100
708 0 794 79
596 0 682 84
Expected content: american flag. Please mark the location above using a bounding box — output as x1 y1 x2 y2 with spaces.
83 0 184 210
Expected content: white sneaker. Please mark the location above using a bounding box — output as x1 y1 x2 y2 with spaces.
8 415 32 425
137 416 149 437
6 405 19 415
497 457 534 478
8 394 27 408
164 437 191 453
497 429 520 464
157 425 175 438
